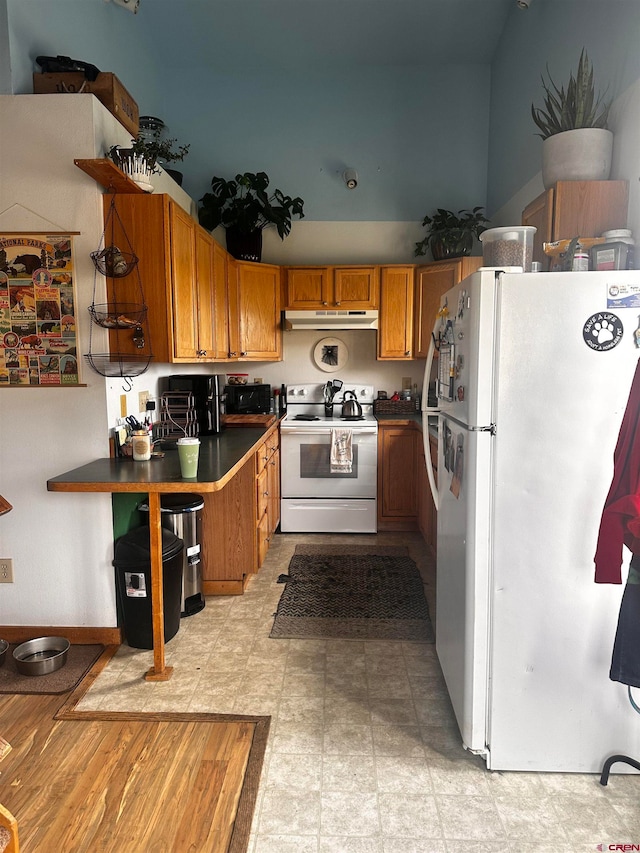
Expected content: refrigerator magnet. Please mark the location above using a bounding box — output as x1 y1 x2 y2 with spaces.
582 312 623 351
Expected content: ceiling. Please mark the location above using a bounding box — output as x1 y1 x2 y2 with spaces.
136 0 516 72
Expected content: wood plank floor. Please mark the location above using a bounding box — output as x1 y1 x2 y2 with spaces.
0 691 268 852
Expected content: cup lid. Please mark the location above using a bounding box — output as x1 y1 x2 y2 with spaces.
177 437 200 445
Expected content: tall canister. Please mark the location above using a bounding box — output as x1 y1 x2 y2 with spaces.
139 493 205 616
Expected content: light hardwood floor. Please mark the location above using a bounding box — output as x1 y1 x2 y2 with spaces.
0 691 267 852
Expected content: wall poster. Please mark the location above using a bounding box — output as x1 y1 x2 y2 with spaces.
0 234 79 386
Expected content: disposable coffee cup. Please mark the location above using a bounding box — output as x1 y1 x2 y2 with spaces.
177 437 200 478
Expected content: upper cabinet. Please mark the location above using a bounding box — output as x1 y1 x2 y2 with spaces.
522 180 629 267
377 266 415 360
102 194 282 363
228 261 282 360
414 257 483 358
284 265 379 309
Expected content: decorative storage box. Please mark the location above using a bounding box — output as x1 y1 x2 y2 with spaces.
33 72 139 136
373 399 417 414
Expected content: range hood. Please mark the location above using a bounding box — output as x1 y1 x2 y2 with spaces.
284 310 378 330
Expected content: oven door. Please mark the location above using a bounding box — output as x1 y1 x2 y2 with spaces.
280 425 378 498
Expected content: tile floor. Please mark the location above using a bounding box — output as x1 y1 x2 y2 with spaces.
77 532 640 852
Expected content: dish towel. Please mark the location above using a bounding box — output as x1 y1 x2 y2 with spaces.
330 428 353 473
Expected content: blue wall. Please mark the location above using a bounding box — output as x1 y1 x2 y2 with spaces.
6 0 640 219
488 1 640 212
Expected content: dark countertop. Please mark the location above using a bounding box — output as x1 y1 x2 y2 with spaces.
47 425 272 494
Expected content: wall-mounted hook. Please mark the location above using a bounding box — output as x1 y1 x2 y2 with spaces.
122 376 133 393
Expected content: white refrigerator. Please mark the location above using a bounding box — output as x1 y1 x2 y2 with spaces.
421 267 640 772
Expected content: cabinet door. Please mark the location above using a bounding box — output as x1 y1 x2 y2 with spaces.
103 193 173 363
170 203 198 360
414 257 482 358
333 266 379 308
236 262 282 359
378 266 415 359
377 425 418 531
226 256 240 358
284 267 331 309
194 225 215 358
211 239 230 359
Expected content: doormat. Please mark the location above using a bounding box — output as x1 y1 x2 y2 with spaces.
0 643 105 694
270 545 434 642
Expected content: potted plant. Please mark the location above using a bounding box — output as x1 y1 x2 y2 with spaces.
198 171 305 262
108 130 190 191
531 48 613 189
414 207 489 260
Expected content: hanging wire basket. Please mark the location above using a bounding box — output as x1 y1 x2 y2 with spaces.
90 245 138 277
88 302 147 329
83 352 152 378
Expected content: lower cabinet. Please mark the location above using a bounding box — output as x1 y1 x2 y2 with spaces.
377 423 419 531
201 456 257 595
201 426 281 593
256 429 281 567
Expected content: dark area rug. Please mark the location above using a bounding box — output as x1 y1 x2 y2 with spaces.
270 545 434 642
0 644 105 694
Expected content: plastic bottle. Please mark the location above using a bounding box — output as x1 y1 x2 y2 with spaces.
280 384 287 413
572 242 589 272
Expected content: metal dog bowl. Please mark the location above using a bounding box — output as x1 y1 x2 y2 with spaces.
0 639 8 667
13 636 70 676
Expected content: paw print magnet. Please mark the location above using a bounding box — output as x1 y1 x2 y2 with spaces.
583 312 624 351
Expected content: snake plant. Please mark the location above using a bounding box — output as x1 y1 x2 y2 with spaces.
531 49 611 140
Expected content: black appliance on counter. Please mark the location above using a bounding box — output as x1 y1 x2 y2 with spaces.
167 374 226 435
224 383 271 415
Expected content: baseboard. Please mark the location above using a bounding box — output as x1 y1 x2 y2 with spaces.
0 625 122 644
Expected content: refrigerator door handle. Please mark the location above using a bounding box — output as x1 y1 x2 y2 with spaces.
421 414 439 512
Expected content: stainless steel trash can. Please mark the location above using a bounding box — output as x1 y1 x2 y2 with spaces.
139 493 205 617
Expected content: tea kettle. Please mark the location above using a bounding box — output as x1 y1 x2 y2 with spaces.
341 390 363 418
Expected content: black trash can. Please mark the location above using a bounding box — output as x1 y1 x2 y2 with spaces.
113 525 184 649
138 493 205 617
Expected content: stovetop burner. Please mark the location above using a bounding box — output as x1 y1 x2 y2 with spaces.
293 414 320 421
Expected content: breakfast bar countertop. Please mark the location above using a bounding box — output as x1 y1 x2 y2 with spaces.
47 427 270 494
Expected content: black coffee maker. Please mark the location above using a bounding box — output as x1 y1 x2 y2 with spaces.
167 374 226 435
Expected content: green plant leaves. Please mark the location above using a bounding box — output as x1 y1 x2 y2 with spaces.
414 207 489 257
531 49 610 139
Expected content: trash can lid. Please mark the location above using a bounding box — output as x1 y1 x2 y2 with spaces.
138 493 204 514
113 525 184 568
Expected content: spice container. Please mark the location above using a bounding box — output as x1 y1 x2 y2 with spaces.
590 241 635 271
480 226 536 272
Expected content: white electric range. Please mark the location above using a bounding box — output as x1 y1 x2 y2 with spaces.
280 382 378 533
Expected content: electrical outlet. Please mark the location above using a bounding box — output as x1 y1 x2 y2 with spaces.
0 559 14 583
120 394 127 418
138 390 149 412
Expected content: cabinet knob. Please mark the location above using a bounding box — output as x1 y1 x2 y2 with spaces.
229 351 237 357
264 490 269 497
405 350 410 356
197 349 206 356
335 301 341 306
322 301 328 306
241 351 247 356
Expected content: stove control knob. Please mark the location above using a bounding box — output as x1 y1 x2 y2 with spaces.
300 388 308 396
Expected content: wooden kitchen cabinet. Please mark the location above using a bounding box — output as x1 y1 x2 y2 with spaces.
255 428 280 567
103 194 220 363
284 265 379 309
377 423 419 531
378 265 415 360
414 257 483 358
201 455 257 595
522 180 629 267
227 261 282 360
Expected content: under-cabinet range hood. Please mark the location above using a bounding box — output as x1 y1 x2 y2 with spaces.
283 310 378 330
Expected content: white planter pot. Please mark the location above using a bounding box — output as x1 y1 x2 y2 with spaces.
542 128 613 189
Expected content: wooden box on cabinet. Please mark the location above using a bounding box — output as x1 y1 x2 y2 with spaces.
522 180 629 267
414 257 483 358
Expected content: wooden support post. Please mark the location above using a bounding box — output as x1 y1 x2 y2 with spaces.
144 491 173 681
